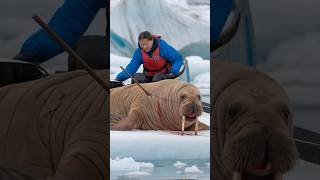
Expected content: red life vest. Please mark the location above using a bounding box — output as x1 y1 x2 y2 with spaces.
141 39 171 77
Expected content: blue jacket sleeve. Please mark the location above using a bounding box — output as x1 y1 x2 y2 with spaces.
116 48 143 81
159 40 183 76
20 0 106 63
211 0 234 43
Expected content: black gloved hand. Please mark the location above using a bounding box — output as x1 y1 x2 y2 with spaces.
12 53 29 61
13 52 32 62
12 52 49 76
13 51 44 64
165 73 176 79
110 79 124 89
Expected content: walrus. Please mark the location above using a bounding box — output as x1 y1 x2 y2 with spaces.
0 70 109 180
110 79 209 132
211 60 299 180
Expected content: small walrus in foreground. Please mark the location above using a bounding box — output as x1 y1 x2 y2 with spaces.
212 60 298 180
110 79 209 133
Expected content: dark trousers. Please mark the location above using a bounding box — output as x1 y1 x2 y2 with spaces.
132 73 168 84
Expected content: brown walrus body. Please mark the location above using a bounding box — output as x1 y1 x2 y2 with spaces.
211 60 298 180
0 70 108 180
110 79 209 131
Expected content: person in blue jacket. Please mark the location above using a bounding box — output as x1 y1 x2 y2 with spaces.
115 31 183 83
211 0 234 45
14 0 107 63
13 0 233 68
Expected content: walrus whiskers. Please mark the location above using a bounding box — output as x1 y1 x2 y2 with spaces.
182 115 185 135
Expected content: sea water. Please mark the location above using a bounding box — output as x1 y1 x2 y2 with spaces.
111 159 210 180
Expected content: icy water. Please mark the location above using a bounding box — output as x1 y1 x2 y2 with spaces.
111 159 210 180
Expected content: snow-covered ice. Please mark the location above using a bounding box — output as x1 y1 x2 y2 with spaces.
110 156 154 171
110 0 209 58
125 171 151 176
110 125 210 160
185 165 204 174
173 161 187 168
259 32 320 106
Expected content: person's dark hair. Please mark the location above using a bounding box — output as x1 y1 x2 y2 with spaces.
138 31 153 41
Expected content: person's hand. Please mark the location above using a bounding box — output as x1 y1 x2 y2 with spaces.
114 78 121 82
165 73 176 79
110 79 124 89
13 52 33 62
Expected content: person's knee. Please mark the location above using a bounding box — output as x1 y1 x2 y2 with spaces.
132 73 149 83
152 74 166 82
152 73 176 82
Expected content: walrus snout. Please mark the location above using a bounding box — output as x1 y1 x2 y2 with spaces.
179 101 203 122
223 119 298 180
178 87 203 121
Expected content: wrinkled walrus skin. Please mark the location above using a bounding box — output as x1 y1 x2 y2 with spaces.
0 70 109 180
211 60 298 180
110 79 209 131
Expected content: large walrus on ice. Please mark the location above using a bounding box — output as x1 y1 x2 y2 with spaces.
211 60 299 180
110 79 209 132
0 70 108 180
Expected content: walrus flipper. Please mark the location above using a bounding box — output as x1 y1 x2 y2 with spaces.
185 121 209 131
110 109 142 130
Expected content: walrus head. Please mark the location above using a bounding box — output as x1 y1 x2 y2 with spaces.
178 85 203 122
219 86 299 180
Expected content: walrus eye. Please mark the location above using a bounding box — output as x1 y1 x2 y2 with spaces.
228 107 240 118
197 94 201 100
281 106 290 123
180 94 186 101
227 103 242 125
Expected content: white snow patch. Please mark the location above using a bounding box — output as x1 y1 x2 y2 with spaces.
263 32 320 70
125 171 150 176
185 56 210 82
173 161 187 168
111 128 209 160
110 156 154 171
259 32 320 107
184 165 203 174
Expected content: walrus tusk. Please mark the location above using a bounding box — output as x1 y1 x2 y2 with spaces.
195 118 199 135
181 116 185 135
232 172 242 180
274 173 283 180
